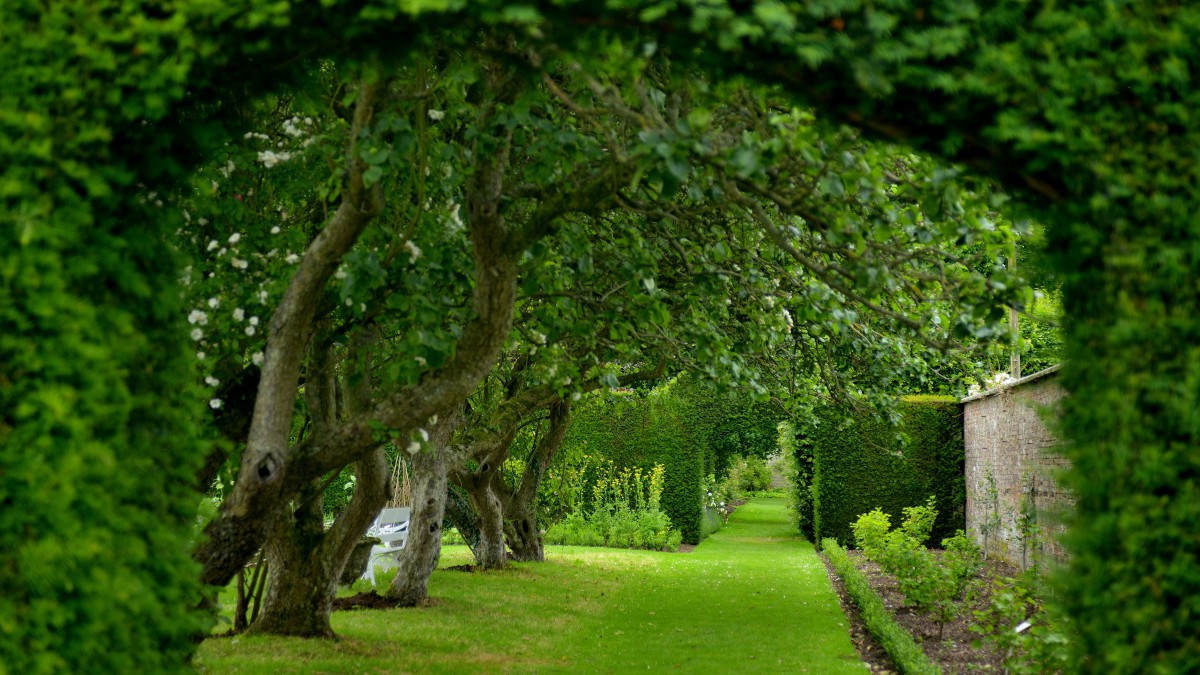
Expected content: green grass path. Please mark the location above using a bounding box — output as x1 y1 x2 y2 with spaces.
197 498 863 673
556 497 863 673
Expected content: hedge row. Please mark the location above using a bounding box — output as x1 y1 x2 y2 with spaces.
823 538 939 675
561 381 704 543
802 396 964 548
1 5 212 671
672 375 781 477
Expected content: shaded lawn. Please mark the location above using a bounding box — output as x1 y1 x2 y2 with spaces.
196 498 864 674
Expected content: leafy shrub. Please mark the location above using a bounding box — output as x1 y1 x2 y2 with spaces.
723 455 772 496
544 462 682 551
823 539 940 675
545 510 682 551
972 576 1072 674
853 498 983 638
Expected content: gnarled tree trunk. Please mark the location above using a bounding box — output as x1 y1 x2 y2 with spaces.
502 399 571 562
453 446 508 569
251 330 389 637
444 487 482 552
386 409 463 606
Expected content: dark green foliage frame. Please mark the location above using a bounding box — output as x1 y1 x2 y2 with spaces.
4 1 1200 670
807 397 964 549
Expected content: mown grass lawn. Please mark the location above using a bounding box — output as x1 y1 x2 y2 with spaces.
196 498 864 673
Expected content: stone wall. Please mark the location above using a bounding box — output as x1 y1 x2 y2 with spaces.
962 366 1071 569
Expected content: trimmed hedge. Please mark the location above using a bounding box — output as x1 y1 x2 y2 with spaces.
823 538 939 675
1 4 214 671
806 397 963 548
562 382 704 543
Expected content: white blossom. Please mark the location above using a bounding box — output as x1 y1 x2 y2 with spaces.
270 226 281 234
207 240 219 251
285 253 300 264
245 325 256 336
233 308 245 321
415 356 427 367
257 149 293 168
418 428 430 443
404 240 421 263
231 258 249 270
427 109 445 121
334 266 347 280
198 217 210 226
228 232 241 244
249 316 259 326
448 202 463 229
208 297 220 308
205 376 219 387
406 441 421 455
252 352 264 366
196 351 206 360
571 391 582 402
190 328 204 341
187 309 208 325
209 398 223 409
282 117 305 138
257 290 269 303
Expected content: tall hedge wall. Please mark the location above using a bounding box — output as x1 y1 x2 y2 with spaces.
561 382 704 543
1 5 213 671
805 396 964 548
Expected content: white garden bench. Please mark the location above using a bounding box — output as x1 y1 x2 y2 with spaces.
363 506 411 586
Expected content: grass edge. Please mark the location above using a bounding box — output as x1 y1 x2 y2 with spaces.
821 537 940 675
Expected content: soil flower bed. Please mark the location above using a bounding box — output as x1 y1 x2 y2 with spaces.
823 548 1020 674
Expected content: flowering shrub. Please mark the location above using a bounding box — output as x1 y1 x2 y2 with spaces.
545 462 682 551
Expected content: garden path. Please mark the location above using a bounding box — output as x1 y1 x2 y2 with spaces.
555 496 864 673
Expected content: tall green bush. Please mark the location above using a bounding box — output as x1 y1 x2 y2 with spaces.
806 396 963 548
560 380 704 543
0 4 214 671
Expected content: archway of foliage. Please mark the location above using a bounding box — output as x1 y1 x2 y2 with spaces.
179 36 1017 633
4 1 1196 672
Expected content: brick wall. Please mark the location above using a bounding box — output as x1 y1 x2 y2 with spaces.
962 366 1071 569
